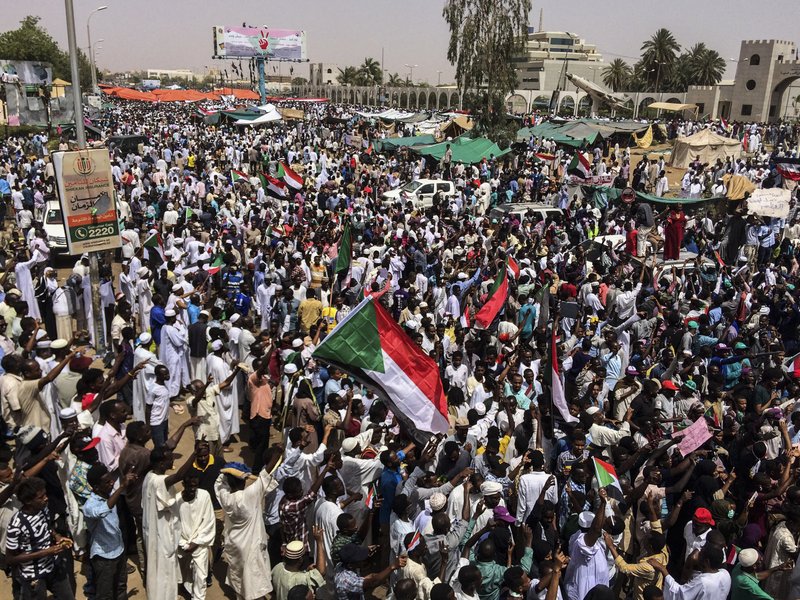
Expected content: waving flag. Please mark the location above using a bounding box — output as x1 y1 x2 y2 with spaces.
335 222 353 275
567 152 592 179
143 232 165 263
312 296 449 435
593 457 624 500
547 326 578 424
278 161 303 190
231 169 248 184
474 261 509 329
775 157 800 181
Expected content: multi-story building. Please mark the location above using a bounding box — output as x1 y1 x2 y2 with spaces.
512 28 608 92
146 68 196 82
309 63 339 86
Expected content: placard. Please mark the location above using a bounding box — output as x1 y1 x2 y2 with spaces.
53 149 121 254
676 416 712 456
747 188 791 219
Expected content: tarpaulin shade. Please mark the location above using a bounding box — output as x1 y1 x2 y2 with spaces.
376 135 437 152
412 137 510 164
670 129 742 169
648 102 698 112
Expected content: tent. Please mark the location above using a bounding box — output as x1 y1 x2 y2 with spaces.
376 134 437 152
440 115 474 139
648 101 698 117
670 129 741 169
234 104 282 126
412 136 510 164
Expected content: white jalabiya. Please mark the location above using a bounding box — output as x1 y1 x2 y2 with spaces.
314 498 343 576
15 252 42 320
177 488 216 600
207 353 239 443
132 345 159 422
159 322 190 397
563 530 610 600
136 278 154 332
142 472 181 600
214 469 278 600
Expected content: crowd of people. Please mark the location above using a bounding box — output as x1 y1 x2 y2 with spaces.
0 97 799 600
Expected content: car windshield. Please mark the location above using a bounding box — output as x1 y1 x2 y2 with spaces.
401 181 423 193
45 208 64 225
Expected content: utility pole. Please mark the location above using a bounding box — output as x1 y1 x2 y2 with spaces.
65 0 106 353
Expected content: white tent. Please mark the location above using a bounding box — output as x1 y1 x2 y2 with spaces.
670 129 742 169
235 104 282 126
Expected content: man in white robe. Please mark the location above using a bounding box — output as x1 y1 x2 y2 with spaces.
207 339 239 444
132 332 159 423
158 311 189 399
177 472 216 600
14 249 43 320
564 491 609 600
142 447 196 600
136 268 154 332
214 458 280 600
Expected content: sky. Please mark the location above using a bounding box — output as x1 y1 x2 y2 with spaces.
5 0 799 83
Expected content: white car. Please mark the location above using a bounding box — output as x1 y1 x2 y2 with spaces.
43 200 68 253
382 179 456 209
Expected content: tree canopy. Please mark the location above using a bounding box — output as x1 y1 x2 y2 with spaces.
0 16 95 89
443 0 531 138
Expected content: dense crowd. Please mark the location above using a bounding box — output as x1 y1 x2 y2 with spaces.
0 98 799 600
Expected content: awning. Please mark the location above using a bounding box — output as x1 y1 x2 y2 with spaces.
647 102 698 112
412 136 510 164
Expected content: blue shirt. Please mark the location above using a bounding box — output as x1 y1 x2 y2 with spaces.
379 468 403 525
150 305 166 345
83 493 124 559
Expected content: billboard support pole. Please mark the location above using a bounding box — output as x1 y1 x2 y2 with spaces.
257 57 266 104
64 0 106 354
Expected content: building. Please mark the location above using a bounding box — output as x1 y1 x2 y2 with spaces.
512 29 607 93
310 63 339 86
146 68 196 81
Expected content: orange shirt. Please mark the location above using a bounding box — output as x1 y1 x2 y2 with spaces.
248 372 273 420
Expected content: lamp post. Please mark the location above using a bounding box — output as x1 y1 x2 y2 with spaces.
404 63 418 86
86 5 107 93
91 38 104 88
65 0 107 353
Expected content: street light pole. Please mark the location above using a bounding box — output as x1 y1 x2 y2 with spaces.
404 63 418 86
86 6 107 93
65 0 106 353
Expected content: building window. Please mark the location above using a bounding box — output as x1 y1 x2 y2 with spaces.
778 55 784 62
326 69 332 74
769 105 776 117
741 104 752 116
697 103 705 114
746 80 756 91
749 54 760 65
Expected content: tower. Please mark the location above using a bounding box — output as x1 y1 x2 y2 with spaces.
731 39 798 122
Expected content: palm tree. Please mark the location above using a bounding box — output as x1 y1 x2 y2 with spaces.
602 58 632 92
687 43 726 86
386 72 403 87
640 28 681 90
336 66 359 86
358 57 382 85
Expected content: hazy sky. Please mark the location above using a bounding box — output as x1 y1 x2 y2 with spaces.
5 0 799 83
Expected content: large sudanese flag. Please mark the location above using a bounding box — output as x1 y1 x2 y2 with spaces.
312 296 449 435
474 260 509 329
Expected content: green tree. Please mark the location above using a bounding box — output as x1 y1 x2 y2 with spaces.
386 72 403 87
336 66 359 86
0 16 95 89
602 58 632 92
291 76 308 85
637 28 681 91
685 43 726 86
358 57 382 86
443 0 531 137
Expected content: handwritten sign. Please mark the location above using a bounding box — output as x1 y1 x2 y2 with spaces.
747 188 791 219
53 149 121 255
676 417 712 456
566 174 614 186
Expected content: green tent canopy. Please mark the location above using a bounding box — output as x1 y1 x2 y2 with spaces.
582 185 722 208
376 135 437 152
412 137 510 164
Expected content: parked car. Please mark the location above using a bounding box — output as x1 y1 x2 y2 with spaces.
382 179 456 209
488 202 564 224
43 200 68 253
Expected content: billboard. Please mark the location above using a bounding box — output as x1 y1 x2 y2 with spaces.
53 149 122 254
213 26 307 60
141 79 161 90
0 59 53 85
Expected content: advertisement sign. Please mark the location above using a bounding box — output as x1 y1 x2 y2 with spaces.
141 79 161 90
212 26 307 60
53 150 122 254
747 188 791 219
0 59 53 84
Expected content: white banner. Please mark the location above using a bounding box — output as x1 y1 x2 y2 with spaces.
747 188 791 219
566 174 614 186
